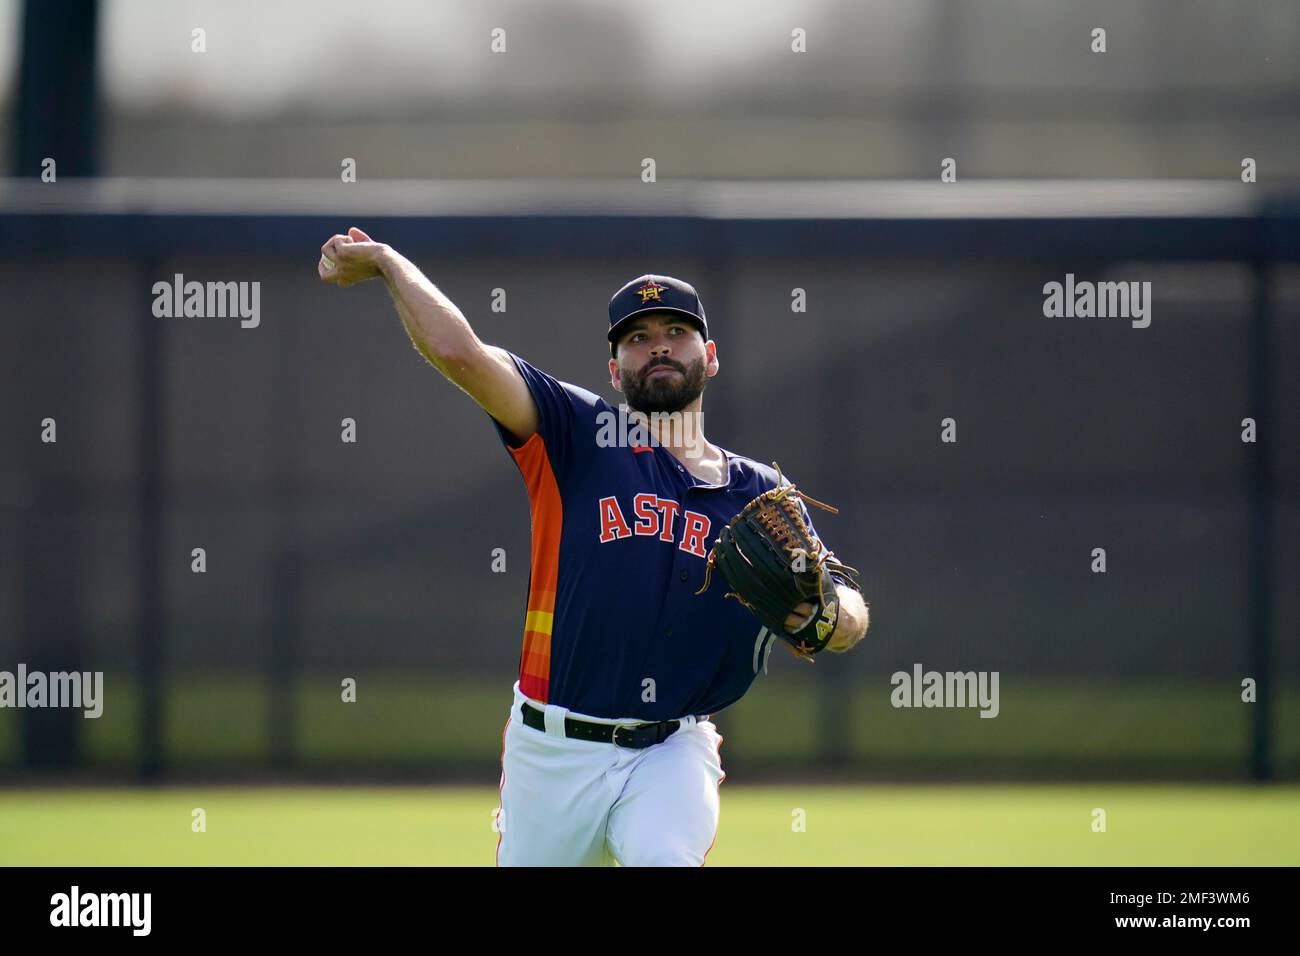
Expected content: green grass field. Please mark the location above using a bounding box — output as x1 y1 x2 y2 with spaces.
2 784 1297 866
3 674 1297 776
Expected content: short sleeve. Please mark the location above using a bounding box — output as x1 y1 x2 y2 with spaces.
486 350 603 486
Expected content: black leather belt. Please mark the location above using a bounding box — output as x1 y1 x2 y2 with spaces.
520 701 705 749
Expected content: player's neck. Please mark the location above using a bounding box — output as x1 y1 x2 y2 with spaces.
628 402 713 462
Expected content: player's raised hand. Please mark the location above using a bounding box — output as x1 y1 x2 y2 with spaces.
318 227 388 287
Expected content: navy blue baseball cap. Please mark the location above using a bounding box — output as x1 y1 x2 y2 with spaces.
607 275 708 356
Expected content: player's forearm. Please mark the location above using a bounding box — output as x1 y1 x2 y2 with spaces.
377 248 482 368
826 585 869 653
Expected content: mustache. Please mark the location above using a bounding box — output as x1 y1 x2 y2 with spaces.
642 360 685 377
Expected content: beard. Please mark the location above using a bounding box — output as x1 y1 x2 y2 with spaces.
622 355 708 414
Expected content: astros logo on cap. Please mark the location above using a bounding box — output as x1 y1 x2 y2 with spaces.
637 280 667 304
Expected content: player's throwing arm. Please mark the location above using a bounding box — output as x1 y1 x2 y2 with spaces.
317 226 539 443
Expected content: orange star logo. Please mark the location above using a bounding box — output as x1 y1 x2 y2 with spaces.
637 280 667 304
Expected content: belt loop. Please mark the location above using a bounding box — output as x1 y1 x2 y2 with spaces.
543 703 568 738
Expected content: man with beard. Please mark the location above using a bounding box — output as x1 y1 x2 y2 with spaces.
319 228 870 866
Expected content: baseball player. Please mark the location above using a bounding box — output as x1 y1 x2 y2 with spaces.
319 227 870 866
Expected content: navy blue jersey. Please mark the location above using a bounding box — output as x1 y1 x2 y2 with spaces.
486 350 842 721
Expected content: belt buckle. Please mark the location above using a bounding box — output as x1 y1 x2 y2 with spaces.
610 721 642 748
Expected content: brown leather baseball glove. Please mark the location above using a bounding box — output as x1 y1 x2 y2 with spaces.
696 463 862 659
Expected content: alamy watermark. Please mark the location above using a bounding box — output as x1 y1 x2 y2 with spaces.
890 663 999 718
1042 273 1151 328
596 404 705 458
0 664 103 718
50 886 150 936
152 273 261 328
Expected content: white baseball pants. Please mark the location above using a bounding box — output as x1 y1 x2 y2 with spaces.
495 681 726 867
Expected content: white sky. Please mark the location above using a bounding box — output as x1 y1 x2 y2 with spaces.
97 0 824 117
0 0 1293 116
0 0 941 116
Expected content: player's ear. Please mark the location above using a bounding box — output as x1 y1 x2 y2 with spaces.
705 339 719 377
609 355 622 391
